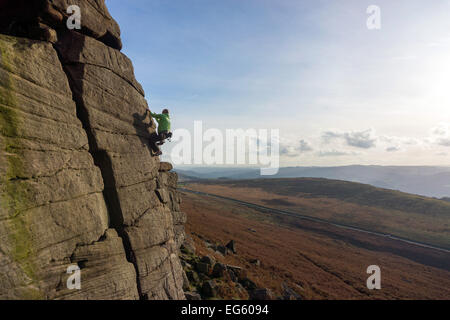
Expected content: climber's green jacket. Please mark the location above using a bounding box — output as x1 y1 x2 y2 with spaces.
150 112 171 133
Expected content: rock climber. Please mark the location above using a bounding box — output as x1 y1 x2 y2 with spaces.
147 108 172 156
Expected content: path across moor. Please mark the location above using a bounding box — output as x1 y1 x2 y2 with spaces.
180 188 450 254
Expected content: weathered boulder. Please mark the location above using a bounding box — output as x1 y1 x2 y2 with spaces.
202 280 218 298
0 34 137 299
240 278 258 291
200 255 216 266
281 283 302 300
55 22 184 302
234 283 248 297
185 292 201 300
186 270 199 283
181 234 196 254
212 263 227 278
0 0 186 300
217 245 228 256
227 265 246 281
52 0 122 49
180 260 192 269
249 288 275 300
159 162 173 172
0 0 122 50
226 240 236 254
228 269 238 283
196 262 212 275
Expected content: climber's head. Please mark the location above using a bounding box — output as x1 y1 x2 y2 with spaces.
162 109 169 115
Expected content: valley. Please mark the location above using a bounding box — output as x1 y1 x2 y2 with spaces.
180 178 450 299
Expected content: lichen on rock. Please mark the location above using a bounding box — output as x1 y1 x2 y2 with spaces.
0 39 42 299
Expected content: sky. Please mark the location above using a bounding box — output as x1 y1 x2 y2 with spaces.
107 0 450 167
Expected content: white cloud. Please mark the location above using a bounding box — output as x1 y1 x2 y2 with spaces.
429 124 450 147
278 123 450 165
431 125 449 136
437 138 450 147
280 145 297 158
322 129 377 149
297 139 314 153
280 139 314 157
386 146 401 152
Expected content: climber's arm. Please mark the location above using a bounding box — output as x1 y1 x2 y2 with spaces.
150 112 162 121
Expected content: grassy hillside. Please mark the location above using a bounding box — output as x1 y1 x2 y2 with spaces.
181 191 450 299
185 178 450 249
208 178 450 217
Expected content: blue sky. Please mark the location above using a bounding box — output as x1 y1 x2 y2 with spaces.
107 0 450 166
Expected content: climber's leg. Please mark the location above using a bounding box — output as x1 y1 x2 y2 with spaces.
155 131 168 146
149 131 168 156
149 132 161 154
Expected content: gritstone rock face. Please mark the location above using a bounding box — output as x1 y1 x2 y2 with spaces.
0 0 186 300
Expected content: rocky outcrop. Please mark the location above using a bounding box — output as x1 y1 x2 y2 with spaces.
249 288 274 300
225 240 236 254
180 234 299 300
180 240 255 300
0 0 121 49
0 0 185 300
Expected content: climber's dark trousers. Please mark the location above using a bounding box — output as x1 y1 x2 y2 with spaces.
150 130 169 153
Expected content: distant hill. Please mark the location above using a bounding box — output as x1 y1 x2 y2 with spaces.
202 178 450 218
175 165 450 198
177 171 197 182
